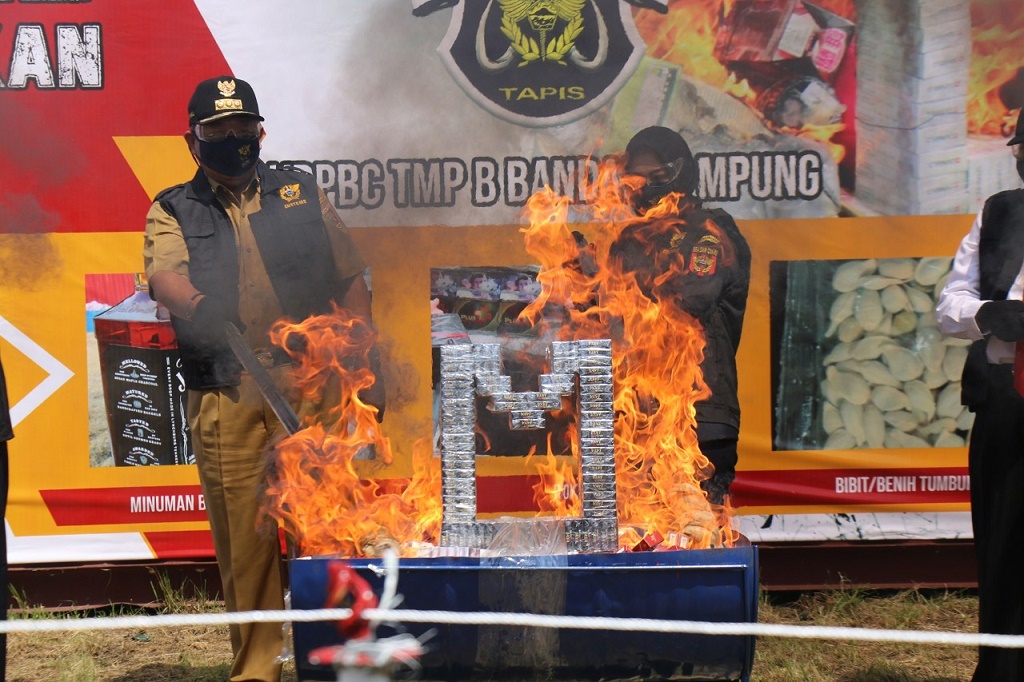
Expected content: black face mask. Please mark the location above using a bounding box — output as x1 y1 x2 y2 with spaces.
197 135 260 177
629 185 669 214
1017 159 1024 183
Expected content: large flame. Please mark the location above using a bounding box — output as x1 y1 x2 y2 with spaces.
259 306 441 558
970 2 1024 135
520 157 736 549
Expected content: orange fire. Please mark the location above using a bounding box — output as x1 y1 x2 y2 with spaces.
970 2 1024 136
259 306 441 558
519 157 736 550
528 443 583 518
632 0 855 163
262 159 736 555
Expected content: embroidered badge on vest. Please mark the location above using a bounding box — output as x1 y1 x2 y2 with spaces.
660 232 687 258
280 184 308 208
690 245 719 276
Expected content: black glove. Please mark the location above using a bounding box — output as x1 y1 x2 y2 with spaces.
976 300 1024 341
190 295 239 338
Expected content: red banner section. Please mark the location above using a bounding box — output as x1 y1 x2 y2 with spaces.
458 468 972 513
0 0 230 234
477 475 542 514
144 529 215 560
732 467 971 507
41 485 207 526
38 478 548 527
38 468 972 531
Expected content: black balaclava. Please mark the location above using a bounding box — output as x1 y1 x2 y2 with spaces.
625 126 697 212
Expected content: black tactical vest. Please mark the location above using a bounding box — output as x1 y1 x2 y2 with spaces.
962 189 1024 407
156 163 339 389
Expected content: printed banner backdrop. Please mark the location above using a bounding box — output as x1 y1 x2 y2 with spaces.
0 0 1017 563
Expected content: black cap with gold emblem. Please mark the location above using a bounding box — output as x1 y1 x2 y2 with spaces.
188 76 264 127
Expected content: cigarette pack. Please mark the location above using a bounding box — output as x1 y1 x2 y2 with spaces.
890 15 971 54
714 0 804 63
857 0 968 32
856 173 970 215
854 190 971 217
713 0 854 83
857 40 970 81
855 91 967 130
630 529 665 552
858 166 968 197
776 3 818 60
854 65 968 105
858 141 968 180
856 115 967 155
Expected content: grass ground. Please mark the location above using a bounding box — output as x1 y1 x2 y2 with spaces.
6 587 980 681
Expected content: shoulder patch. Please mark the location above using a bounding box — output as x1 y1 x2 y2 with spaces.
689 244 720 276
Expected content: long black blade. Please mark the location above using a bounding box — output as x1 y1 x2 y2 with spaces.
223 322 302 435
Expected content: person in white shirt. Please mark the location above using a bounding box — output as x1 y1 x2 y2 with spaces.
936 111 1024 682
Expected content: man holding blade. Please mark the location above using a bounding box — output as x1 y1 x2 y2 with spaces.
143 76 383 682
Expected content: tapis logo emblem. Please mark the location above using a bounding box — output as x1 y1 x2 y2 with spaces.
431 0 646 127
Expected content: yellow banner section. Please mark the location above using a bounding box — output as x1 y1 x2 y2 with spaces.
0 207 974 537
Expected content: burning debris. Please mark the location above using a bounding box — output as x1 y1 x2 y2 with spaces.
261 161 740 560
258 306 442 559
516 156 739 550
256 160 737 557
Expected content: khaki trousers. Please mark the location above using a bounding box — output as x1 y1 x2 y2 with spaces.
189 370 292 682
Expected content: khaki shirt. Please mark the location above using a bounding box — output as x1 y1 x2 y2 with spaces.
143 173 366 350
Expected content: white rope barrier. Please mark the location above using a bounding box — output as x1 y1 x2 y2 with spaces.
4 606 1024 649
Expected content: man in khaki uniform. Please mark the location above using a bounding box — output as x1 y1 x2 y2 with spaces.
143 76 382 682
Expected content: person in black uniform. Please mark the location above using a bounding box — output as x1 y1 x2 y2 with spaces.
614 126 751 505
936 111 1024 682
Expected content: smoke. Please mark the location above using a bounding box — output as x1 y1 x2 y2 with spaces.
329 4 518 159
0 100 87 187
0 193 60 234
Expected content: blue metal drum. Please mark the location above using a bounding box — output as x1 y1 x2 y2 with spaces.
290 545 758 681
